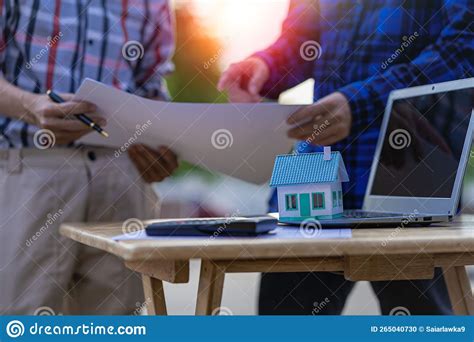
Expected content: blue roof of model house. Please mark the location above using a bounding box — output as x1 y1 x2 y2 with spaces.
270 152 349 187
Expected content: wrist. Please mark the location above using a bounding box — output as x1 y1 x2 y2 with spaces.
19 91 40 124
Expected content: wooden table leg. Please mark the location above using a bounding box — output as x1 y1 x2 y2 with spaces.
142 275 167 315
195 260 226 315
443 266 474 315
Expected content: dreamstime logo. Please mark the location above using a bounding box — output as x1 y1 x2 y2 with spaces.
381 32 419 70
299 218 322 238
122 218 144 237
212 306 233 316
33 306 58 316
294 119 331 155
203 48 224 70
205 209 241 246
26 31 63 69
389 306 411 316
211 129 233 150
33 129 56 149
6 320 25 338
122 40 144 61
300 40 323 61
312 298 330 315
381 209 419 247
133 298 152 316
389 129 411 150
114 120 153 158
26 209 64 247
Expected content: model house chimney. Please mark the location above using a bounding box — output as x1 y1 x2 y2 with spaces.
323 146 332 161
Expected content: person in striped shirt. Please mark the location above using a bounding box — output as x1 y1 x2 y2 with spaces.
0 1 178 314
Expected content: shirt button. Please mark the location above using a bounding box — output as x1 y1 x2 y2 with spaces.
87 151 97 161
88 39 94 45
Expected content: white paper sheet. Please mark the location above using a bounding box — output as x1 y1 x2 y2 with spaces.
74 79 301 184
112 227 352 241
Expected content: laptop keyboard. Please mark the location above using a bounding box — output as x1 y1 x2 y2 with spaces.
343 210 403 219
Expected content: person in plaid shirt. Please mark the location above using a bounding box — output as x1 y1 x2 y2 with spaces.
0 1 178 314
219 0 474 315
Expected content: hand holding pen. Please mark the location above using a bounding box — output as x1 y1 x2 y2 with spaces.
47 90 109 138
22 92 107 146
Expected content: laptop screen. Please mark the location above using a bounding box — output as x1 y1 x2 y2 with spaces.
370 88 474 198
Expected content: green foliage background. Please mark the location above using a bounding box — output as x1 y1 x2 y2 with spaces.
166 5 226 104
165 5 226 179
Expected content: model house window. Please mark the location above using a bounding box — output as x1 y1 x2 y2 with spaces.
338 191 343 206
312 192 325 210
285 194 298 211
332 191 337 208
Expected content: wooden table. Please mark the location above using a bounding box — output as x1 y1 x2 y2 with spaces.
60 215 474 315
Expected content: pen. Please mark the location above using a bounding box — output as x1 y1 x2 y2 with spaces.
46 90 109 138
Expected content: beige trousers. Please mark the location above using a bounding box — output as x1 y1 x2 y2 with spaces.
0 147 161 315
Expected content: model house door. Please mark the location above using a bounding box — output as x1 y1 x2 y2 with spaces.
299 194 311 217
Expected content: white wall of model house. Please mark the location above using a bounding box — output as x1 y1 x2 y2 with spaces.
277 180 344 219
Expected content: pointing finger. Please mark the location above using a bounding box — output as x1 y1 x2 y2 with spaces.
218 65 242 91
248 67 267 95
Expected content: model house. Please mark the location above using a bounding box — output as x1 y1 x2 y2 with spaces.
270 148 349 221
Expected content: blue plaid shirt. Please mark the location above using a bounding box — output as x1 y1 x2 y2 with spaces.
256 0 474 211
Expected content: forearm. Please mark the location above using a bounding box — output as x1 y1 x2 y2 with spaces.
0 77 36 124
254 0 320 98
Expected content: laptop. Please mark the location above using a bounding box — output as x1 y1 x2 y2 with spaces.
282 78 474 227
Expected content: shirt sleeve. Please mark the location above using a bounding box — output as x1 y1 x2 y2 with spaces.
252 0 320 99
338 0 474 132
0 0 6 76
133 1 175 100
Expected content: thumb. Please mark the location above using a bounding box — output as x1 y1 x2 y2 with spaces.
248 67 267 95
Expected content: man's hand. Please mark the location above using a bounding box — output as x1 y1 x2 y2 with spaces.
23 93 105 145
287 92 352 146
218 57 270 103
128 145 179 183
